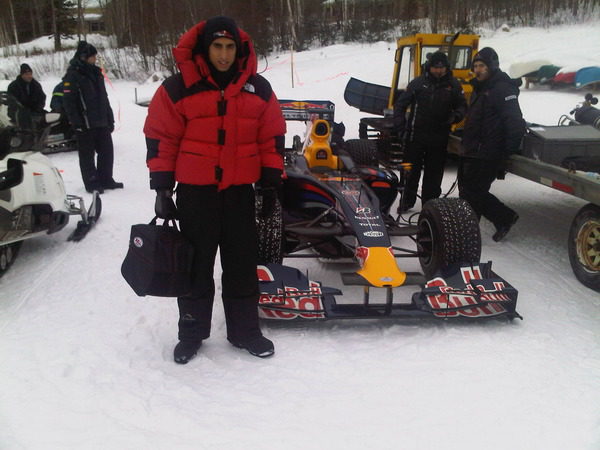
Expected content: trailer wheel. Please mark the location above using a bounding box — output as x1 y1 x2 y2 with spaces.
417 198 481 279
344 139 378 166
568 203 600 291
0 242 22 278
256 196 284 265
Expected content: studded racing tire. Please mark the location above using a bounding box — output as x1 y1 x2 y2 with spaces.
417 198 481 279
0 242 22 278
256 195 284 265
568 203 600 292
344 139 378 166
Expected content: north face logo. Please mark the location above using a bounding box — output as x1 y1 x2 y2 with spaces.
243 83 256 93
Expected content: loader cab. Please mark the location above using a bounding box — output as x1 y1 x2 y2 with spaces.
387 33 479 110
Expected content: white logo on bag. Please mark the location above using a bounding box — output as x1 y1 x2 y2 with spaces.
133 237 143 248
505 95 517 101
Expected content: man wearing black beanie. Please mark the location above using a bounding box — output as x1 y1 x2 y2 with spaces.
393 51 467 212
144 16 285 363
459 47 525 242
62 41 122 193
6 63 46 122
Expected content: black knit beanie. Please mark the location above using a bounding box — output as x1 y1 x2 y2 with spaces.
199 16 241 55
472 47 499 72
20 63 32 75
75 41 98 60
429 51 450 69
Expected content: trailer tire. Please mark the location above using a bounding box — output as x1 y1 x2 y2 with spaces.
256 196 284 265
0 242 22 278
417 198 481 279
568 203 600 291
344 139 378 166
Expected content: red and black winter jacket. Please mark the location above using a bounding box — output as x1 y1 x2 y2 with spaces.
144 21 286 191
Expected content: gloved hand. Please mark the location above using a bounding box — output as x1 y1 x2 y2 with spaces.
259 187 279 219
108 122 115 133
259 167 283 189
257 168 283 219
154 189 177 219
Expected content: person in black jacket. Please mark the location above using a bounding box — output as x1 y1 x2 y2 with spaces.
7 63 46 123
459 47 526 242
63 41 123 193
393 51 467 212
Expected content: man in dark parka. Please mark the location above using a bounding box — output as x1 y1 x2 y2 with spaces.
394 51 467 212
7 63 46 123
459 47 525 242
62 41 123 193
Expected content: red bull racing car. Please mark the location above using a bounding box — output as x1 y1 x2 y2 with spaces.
255 100 521 321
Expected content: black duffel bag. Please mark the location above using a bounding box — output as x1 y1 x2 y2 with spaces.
121 217 194 297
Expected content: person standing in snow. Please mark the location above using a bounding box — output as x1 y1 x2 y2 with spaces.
62 41 123 193
393 51 466 212
144 16 286 364
6 63 46 123
459 47 525 241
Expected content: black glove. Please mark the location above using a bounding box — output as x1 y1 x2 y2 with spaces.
108 122 115 133
259 167 283 189
154 189 177 219
259 187 278 219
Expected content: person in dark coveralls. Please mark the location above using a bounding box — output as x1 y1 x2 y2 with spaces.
459 47 525 241
7 63 46 122
144 16 286 363
393 51 466 212
63 41 123 193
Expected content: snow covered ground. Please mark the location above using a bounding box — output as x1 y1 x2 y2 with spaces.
1 23 600 450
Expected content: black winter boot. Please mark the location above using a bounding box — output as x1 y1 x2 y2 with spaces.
493 213 519 242
173 340 202 364
102 179 124 190
228 335 274 358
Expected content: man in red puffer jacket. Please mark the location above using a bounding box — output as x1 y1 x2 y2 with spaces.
144 16 286 364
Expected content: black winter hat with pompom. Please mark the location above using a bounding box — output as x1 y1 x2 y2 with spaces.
75 41 98 60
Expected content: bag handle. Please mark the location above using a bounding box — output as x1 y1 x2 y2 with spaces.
149 216 180 231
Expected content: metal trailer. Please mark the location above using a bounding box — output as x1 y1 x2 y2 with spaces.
505 152 600 292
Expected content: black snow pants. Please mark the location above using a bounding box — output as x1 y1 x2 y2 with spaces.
76 127 114 189
457 157 517 228
402 134 448 209
175 184 261 344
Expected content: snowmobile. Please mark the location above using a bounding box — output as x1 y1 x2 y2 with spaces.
255 100 521 321
0 92 101 276
42 117 78 154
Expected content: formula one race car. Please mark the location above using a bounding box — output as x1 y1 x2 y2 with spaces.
255 100 521 321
